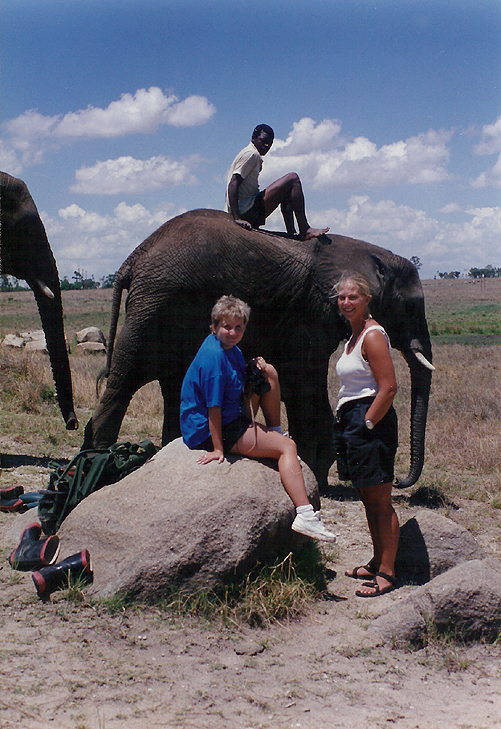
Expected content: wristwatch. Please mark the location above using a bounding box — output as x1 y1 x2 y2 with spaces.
365 419 374 430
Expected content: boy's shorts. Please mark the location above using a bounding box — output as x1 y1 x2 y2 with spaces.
193 414 251 454
333 397 398 489
240 191 266 228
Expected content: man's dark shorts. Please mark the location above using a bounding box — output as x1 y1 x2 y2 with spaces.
333 397 398 489
193 414 251 454
239 191 266 228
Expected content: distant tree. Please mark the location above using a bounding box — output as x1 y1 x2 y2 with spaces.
437 271 460 279
100 273 116 289
410 256 422 271
468 265 501 279
82 276 99 290
0 275 27 291
72 270 84 290
60 272 98 290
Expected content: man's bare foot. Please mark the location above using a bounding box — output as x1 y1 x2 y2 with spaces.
300 226 329 241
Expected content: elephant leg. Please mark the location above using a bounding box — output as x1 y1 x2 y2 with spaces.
83 381 137 449
159 377 183 446
281 367 335 490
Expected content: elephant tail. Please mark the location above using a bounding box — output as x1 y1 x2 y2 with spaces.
97 275 126 396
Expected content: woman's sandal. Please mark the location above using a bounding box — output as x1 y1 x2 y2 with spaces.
355 571 398 598
345 559 377 580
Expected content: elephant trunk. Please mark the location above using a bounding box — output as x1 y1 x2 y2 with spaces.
395 350 432 488
29 278 79 430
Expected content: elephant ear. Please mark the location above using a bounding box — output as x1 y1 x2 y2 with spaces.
311 234 392 306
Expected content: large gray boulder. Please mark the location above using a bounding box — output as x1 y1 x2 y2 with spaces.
58 438 320 600
371 559 501 645
395 510 485 584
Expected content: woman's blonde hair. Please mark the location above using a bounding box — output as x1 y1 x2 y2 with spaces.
211 295 251 327
333 271 371 299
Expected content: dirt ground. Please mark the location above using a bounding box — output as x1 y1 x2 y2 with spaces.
1 464 500 729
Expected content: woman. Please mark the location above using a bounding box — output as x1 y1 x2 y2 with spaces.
180 295 336 542
334 273 399 597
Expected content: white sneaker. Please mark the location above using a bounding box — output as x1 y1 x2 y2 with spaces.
291 512 336 542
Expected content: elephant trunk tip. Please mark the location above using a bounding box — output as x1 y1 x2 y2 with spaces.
65 413 79 430
394 466 422 489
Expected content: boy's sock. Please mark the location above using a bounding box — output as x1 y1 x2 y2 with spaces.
296 504 314 516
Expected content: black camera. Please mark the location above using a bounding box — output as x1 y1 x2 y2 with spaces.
246 359 271 396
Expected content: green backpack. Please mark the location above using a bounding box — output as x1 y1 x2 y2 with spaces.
39 440 159 535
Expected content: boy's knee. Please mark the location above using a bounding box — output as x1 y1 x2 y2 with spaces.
265 363 278 379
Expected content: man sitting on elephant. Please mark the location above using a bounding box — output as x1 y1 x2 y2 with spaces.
225 124 329 241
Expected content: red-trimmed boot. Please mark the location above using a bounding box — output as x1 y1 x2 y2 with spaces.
32 549 93 602
0 485 25 512
0 485 24 501
8 522 60 571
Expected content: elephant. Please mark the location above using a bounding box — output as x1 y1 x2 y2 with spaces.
0 171 78 430
83 208 433 488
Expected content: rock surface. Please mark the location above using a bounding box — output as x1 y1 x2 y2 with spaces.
396 509 485 584
58 438 320 600
1 334 25 348
76 326 106 345
371 559 501 645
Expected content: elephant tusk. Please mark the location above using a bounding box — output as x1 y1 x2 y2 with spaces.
413 351 435 371
35 279 55 300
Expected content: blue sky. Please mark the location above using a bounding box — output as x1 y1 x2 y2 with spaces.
1 0 500 280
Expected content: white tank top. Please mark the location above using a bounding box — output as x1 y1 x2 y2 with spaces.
335 324 390 411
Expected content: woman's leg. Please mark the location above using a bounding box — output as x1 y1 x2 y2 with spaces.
355 482 399 595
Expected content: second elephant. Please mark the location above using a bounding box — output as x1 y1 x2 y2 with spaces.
0 171 78 430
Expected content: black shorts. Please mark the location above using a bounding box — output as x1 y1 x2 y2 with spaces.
333 397 398 489
193 414 251 454
239 191 266 228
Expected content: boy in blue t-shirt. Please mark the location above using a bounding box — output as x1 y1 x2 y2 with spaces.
180 295 336 542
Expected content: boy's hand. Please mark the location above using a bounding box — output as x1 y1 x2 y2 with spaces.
197 449 225 465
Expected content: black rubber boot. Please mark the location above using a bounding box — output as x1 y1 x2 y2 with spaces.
32 549 93 602
8 522 60 571
0 497 25 513
0 485 24 502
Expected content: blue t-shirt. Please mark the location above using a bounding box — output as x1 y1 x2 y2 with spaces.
180 334 247 448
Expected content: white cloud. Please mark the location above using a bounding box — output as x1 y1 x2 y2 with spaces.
0 139 23 175
471 115 501 188
438 203 461 214
307 196 501 277
471 154 501 188
43 201 187 279
262 120 453 190
474 115 501 156
271 117 343 155
70 154 206 194
2 87 216 168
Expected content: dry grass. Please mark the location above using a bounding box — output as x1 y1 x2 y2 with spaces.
0 346 163 458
